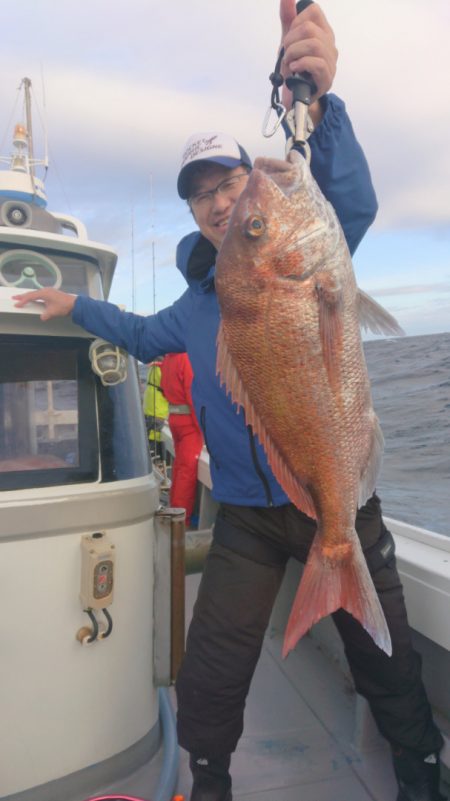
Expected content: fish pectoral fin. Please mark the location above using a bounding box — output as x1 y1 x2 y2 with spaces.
357 289 405 336
359 416 384 507
216 322 317 520
282 531 392 658
316 277 344 383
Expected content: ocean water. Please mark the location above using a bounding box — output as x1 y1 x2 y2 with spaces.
364 332 450 536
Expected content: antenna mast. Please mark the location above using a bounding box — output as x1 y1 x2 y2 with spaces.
22 77 35 180
131 203 136 312
40 64 49 172
150 173 156 314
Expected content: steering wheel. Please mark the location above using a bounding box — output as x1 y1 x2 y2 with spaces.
0 249 62 289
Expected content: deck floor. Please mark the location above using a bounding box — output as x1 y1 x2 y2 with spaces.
97 573 420 801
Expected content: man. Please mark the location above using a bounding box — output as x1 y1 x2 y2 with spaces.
14 3 446 800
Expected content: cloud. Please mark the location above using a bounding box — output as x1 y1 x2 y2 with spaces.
324 0 450 228
2 0 450 334
369 282 450 298
2 0 449 231
393 298 450 337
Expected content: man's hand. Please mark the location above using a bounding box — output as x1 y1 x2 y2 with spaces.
279 0 338 124
12 288 76 321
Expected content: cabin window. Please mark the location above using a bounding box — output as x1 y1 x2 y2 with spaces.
0 336 98 490
0 335 151 491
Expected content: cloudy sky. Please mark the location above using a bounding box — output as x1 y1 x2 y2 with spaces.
2 0 449 336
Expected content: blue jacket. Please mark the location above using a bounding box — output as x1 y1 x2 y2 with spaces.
73 94 377 507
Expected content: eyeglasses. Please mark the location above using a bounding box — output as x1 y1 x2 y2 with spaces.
189 172 249 211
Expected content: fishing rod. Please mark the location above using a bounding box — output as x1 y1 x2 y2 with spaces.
263 0 317 157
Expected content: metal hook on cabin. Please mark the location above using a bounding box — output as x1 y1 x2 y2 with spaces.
98 607 113 639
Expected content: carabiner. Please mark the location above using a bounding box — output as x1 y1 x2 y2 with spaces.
262 102 286 138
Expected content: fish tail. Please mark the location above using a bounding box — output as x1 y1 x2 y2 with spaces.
282 531 392 658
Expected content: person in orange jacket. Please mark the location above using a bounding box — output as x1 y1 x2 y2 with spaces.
160 352 203 527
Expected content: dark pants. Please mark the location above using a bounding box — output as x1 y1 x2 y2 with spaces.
176 496 443 758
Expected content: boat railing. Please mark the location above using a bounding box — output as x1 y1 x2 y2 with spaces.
162 423 450 651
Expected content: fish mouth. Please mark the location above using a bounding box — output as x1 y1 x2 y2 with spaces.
252 154 303 198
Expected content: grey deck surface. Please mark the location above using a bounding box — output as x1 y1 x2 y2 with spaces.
98 573 411 801
102 634 398 800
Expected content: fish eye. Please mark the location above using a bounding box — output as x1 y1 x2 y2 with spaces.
245 215 265 238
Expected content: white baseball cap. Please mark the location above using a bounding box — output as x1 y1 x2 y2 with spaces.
177 131 252 199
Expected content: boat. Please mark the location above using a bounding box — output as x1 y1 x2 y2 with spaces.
0 79 173 801
0 79 448 801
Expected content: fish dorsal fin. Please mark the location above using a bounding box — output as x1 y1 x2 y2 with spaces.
357 289 405 337
216 322 317 520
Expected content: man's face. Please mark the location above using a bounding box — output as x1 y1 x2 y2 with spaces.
188 164 249 250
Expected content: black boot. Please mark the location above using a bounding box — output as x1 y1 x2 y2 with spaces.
392 747 447 801
189 754 232 801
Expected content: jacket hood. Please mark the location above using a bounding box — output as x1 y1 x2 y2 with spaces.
176 231 217 293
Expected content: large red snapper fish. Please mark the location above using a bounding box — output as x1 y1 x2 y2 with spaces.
215 149 403 658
